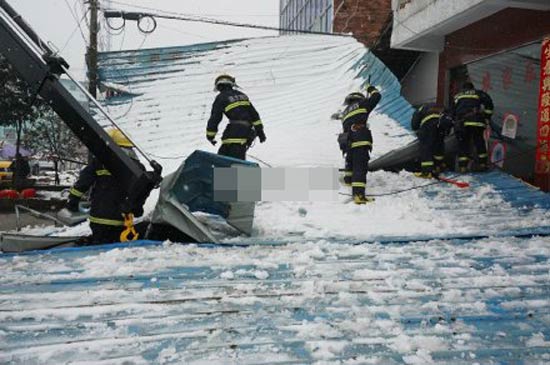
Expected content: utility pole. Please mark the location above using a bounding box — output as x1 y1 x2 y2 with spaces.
86 0 99 98
104 0 112 51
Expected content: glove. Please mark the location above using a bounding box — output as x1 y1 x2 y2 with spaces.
366 84 378 94
257 130 267 143
207 136 217 146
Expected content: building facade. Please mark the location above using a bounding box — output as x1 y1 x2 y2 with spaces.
392 0 550 190
279 0 418 79
279 0 334 34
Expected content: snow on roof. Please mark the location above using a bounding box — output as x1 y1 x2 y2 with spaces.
97 35 413 173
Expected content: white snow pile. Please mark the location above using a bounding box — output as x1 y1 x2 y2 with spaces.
17 34 550 242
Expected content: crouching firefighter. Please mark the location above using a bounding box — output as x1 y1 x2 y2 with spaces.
66 128 149 245
452 81 494 172
206 74 267 160
339 85 381 204
411 103 454 178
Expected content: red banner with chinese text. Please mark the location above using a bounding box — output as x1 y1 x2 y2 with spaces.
535 38 550 190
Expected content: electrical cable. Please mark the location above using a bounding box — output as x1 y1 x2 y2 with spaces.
102 1 352 38
63 0 88 46
156 23 209 40
59 9 89 53
105 14 125 32
137 15 157 34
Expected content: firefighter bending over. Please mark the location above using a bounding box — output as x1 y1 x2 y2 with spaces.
452 81 494 172
339 84 381 204
411 103 454 178
206 74 267 160
66 128 148 244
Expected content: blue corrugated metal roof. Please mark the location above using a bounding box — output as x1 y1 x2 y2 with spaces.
1 236 549 364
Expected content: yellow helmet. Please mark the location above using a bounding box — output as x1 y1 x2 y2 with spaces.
107 128 134 148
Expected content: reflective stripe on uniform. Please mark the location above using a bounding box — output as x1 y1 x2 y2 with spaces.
344 171 353 176
464 121 486 127
478 153 488 158
252 120 263 126
69 187 84 198
420 113 440 127
222 138 248 145
351 182 366 188
350 141 372 148
434 155 444 161
458 157 470 161
89 216 125 226
96 169 111 176
421 161 434 167
206 130 217 137
454 94 480 102
484 109 493 115
225 101 251 112
343 108 368 122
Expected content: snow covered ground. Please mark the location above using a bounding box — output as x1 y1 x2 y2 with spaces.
2 35 550 363
1 236 550 364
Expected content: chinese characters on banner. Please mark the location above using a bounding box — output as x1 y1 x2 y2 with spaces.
535 38 550 185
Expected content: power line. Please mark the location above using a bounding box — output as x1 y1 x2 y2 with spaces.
108 0 277 19
102 2 353 38
59 10 89 53
63 0 88 46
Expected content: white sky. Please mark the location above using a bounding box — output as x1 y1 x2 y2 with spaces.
8 0 280 79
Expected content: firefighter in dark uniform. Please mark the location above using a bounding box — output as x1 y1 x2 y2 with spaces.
411 103 454 177
340 85 381 204
452 81 494 172
206 74 266 160
67 128 147 244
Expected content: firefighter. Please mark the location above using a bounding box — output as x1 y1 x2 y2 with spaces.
340 84 381 204
206 74 266 160
411 103 454 177
66 128 147 244
452 81 494 172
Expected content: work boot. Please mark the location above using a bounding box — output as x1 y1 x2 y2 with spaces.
434 162 447 174
353 194 375 204
473 162 488 172
414 172 433 179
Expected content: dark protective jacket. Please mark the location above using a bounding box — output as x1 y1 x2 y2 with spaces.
206 88 265 143
451 88 494 128
68 155 146 227
340 87 381 149
411 103 445 132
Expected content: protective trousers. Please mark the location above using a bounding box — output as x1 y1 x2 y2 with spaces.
457 125 487 170
433 130 446 172
417 118 438 174
218 122 252 160
344 126 371 198
90 223 124 245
